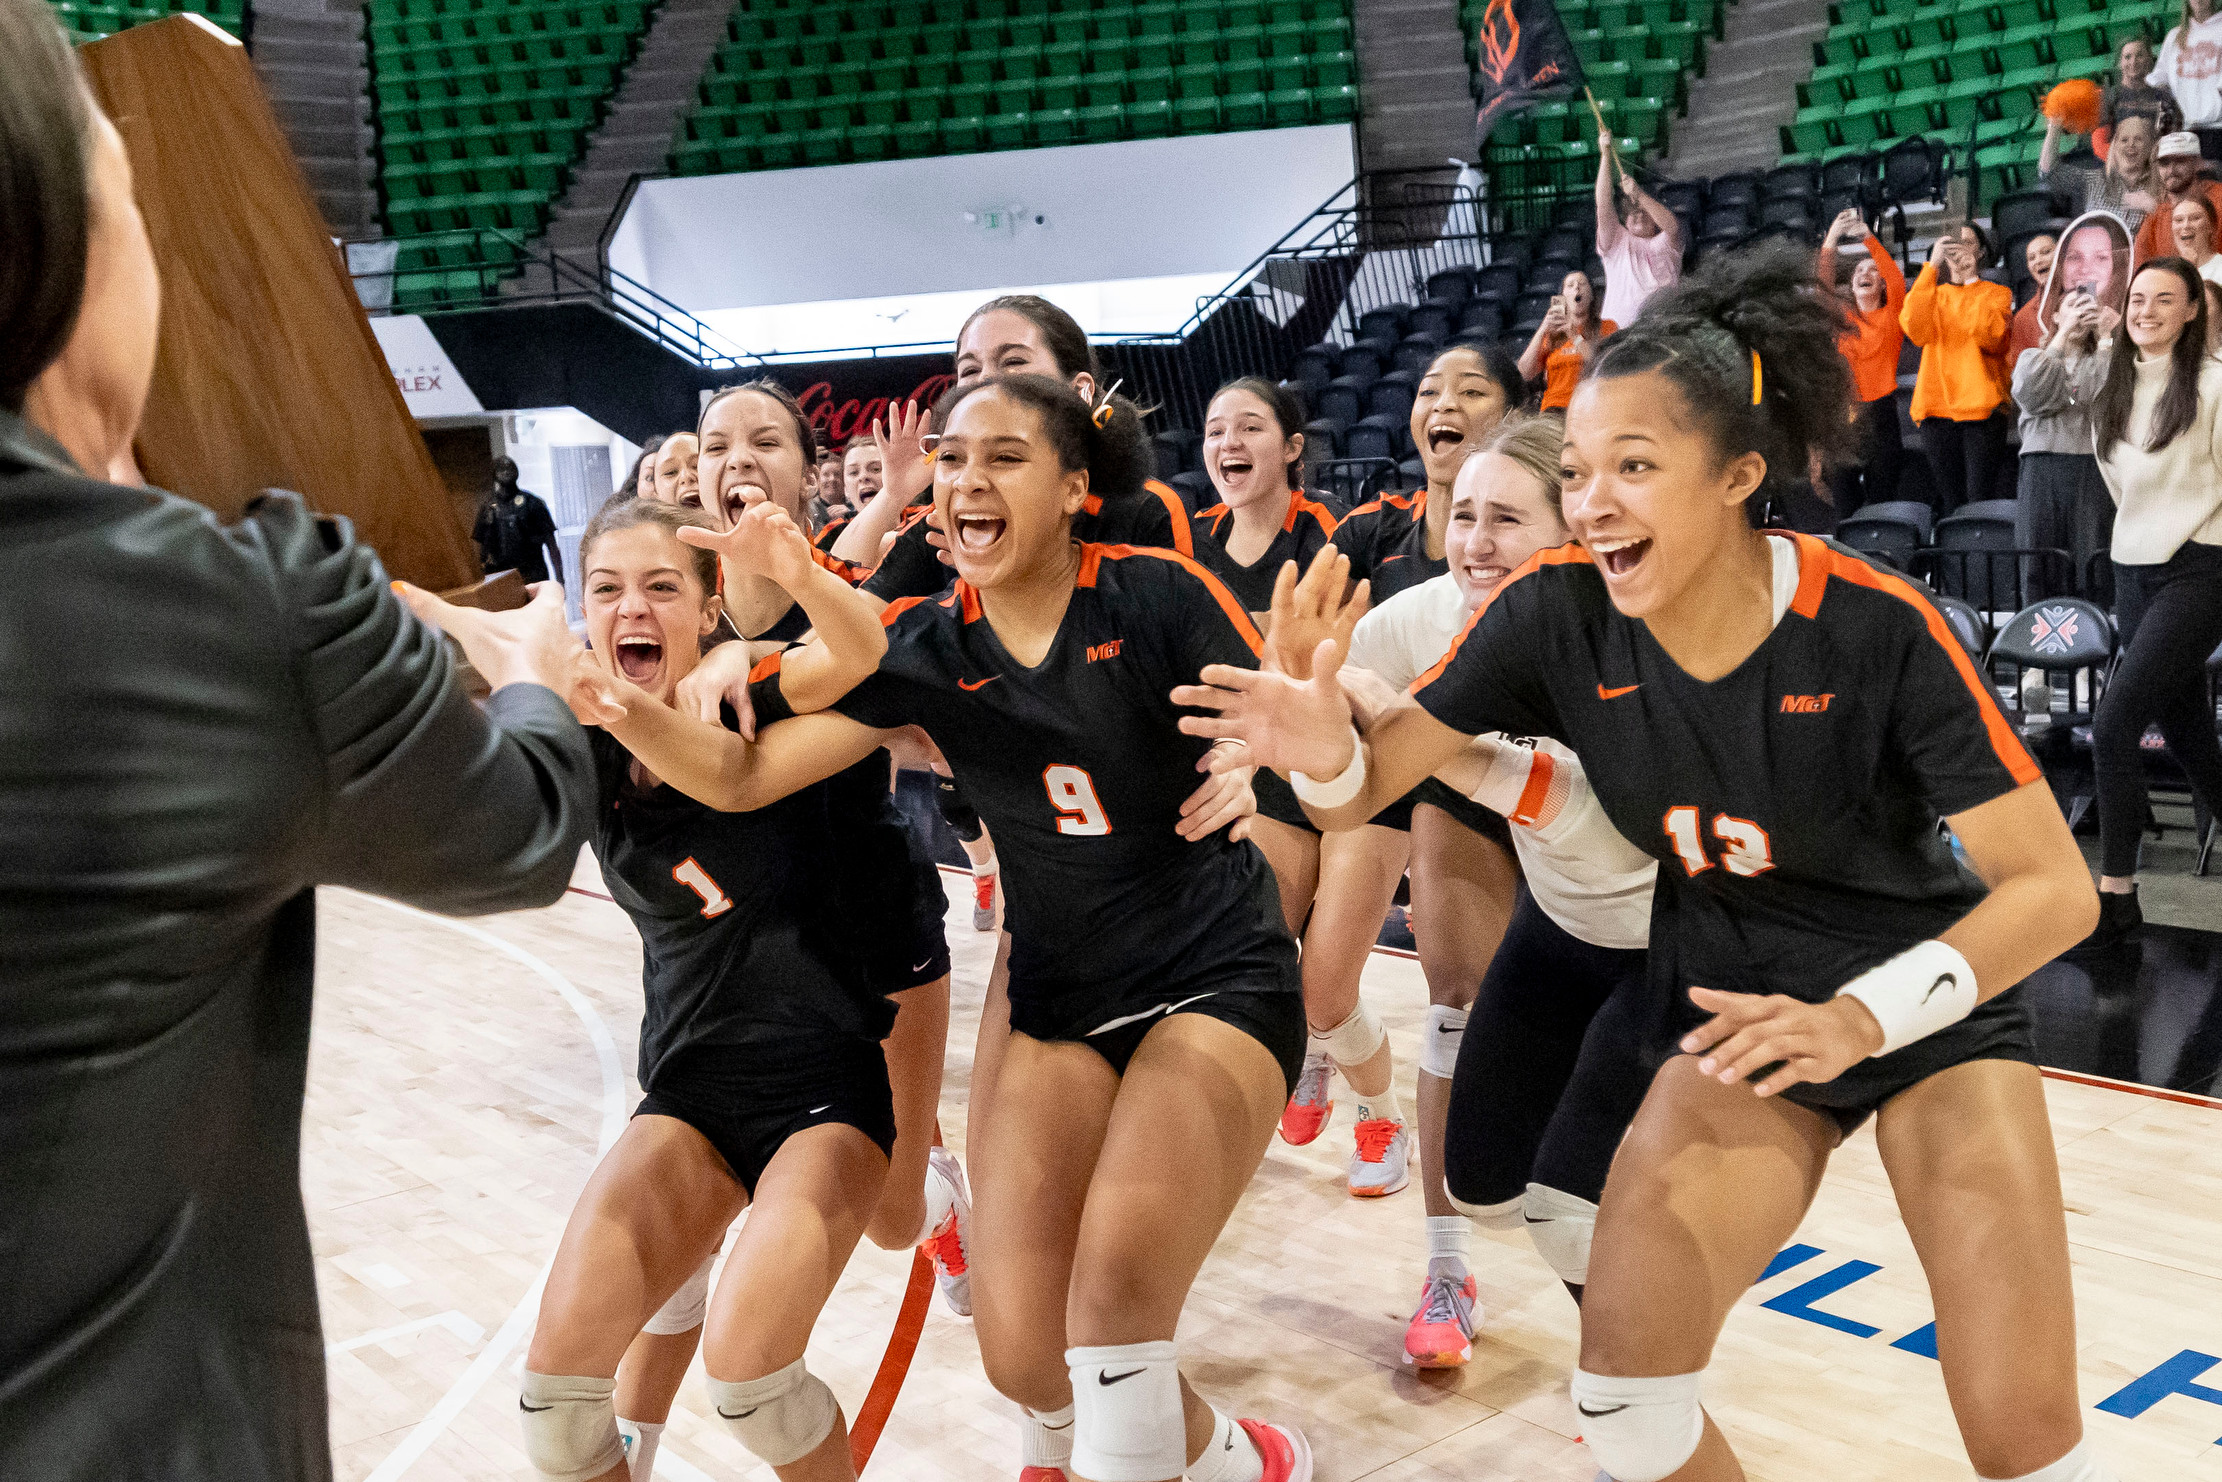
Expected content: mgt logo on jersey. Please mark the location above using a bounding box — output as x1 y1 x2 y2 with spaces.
1086 639 1124 663
1779 692 1836 713
2030 606 2082 657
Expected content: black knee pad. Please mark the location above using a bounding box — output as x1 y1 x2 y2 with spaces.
935 773 984 842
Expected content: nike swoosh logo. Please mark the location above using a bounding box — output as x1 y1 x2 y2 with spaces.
519 1401 553 1413
1436 1023 1460 1033
717 1407 760 1421
958 675 1000 690
1596 683 1640 700
1923 972 1955 1004
1099 1368 1147 1385
1577 1402 1628 1418
1086 991 1218 1036
912 958 935 973
808 1104 832 1114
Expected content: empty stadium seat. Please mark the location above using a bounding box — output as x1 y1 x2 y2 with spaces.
47 0 242 41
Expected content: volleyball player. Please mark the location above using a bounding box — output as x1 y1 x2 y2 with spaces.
814 436 886 551
407 494 898 1482
1338 414 1656 1367
684 379 975 1317
593 374 1316 1482
624 439 665 502
650 431 699 508
1176 243 2114 1482
1186 375 1414 1194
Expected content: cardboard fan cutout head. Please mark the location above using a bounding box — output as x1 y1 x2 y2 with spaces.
2038 212 2131 341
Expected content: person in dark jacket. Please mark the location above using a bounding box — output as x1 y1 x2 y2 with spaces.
473 454 563 584
0 4 596 1478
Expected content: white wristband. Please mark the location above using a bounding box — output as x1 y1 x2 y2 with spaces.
1289 726 1367 808
1835 940 1977 1057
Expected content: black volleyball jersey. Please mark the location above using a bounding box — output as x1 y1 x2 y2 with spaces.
1412 533 2041 1014
771 543 1295 1007
1191 490 1340 615
1337 489 1445 601
860 481 1194 603
588 719 896 1087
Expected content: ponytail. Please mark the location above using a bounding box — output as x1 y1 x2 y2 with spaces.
1586 239 1855 493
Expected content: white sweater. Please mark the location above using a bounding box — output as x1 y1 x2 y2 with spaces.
2161 13 2222 129
2096 352 2222 565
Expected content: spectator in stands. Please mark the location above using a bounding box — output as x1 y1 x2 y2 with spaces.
2087 255 2222 948
2101 34 2180 159
1518 269 1613 414
2013 212 2127 590
2006 232 2059 382
2159 0 2222 136
650 430 698 508
472 456 563 585
2135 132 2222 263
2043 114 2159 231
1818 206 1908 509
1593 133 1680 326
2207 280 2222 346
2172 192 2222 282
621 439 662 502
1903 224 2014 513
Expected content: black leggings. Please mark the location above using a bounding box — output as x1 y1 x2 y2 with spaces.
1443 886 1652 1208
1917 412 2007 516
1823 394 1906 511
2095 543 2222 878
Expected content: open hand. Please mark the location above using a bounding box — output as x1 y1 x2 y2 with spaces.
1172 640 1354 779
873 400 933 510
1678 987 1886 1097
1263 544 1367 679
679 502 814 589
1176 742 1257 842
393 578 582 697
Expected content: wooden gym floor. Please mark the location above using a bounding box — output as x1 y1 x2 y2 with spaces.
310 858 2222 1481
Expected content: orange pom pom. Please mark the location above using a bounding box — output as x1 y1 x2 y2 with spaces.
2042 79 2103 136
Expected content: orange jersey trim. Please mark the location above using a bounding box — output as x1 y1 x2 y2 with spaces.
747 650 784 684
1411 542 1593 695
1145 479 1194 556
1788 534 2040 787
1511 748 1557 827
811 544 870 585
881 594 930 626
1082 542 1264 657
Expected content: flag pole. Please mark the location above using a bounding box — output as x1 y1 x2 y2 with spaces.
1584 87 1623 180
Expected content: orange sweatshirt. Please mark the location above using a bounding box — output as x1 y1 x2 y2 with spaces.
1900 264 2011 423
1825 237 1907 405
1542 320 1617 411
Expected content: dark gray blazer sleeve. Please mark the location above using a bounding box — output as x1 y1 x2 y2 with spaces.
236 493 595 914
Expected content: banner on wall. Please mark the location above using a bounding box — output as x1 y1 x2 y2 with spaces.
754 355 955 447
371 314 485 418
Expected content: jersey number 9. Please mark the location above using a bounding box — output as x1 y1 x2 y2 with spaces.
1043 764 1112 836
1663 806 1774 878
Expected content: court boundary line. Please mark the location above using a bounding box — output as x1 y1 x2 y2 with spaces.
346 892 627 1482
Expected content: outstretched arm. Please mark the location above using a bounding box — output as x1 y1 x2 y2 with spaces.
1594 136 1623 253
679 503 887 714
600 690 893 812
832 400 930 566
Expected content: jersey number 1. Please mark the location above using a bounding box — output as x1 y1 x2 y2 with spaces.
1662 806 1774 878
672 857 735 917
1043 765 1111 836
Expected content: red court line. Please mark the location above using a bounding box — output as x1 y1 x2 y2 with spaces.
567 885 615 903
848 1249 935 1474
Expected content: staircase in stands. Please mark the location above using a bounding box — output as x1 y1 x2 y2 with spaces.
521 0 734 271
1665 0 1830 178
251 0 381 236
1352 0 1475 177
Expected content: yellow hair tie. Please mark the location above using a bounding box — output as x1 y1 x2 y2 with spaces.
1750 348 1763 406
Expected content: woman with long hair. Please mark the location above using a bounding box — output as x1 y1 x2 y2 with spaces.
2173 191 2222 280
2044 114 2161 230
1819 205 1909 509
2014 213 2128 587
2085 256 2222 948
1339 414 1657 1367
1518 269 1615 414
1903 223 2013 513
2160 0 2222 132
1179 242 2113 1482
574 373 1314 1482
648 430 700 509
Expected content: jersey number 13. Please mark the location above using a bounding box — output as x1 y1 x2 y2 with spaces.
1662 806 1774 877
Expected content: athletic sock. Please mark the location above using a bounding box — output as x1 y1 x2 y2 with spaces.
617 1418 664 1481
1185 1408 1265 1482
1352 1079 1402 1126
972 852 998 879
1020 1402 1075 1472
1425 1214 1472 1283
1978 1440 2116 1482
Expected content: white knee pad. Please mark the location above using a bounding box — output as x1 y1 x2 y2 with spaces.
1980 1440 2117 1482
1420 1003 1467 1079
1448 1189 1525 1230
707 1358 839 1467
518 1372 624 1482
1067 1340 1185 1482
1522 1182 1599 1286
641 1253 714 1336
1319 1004 1385 1068
1568 1369 1704 1482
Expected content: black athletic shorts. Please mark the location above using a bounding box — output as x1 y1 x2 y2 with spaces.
637 1036 897 1194
1009 974 1309 1096
1773 990 2039 1138
869 856 952 993
1252 768 1427 836
1410 777 1512 848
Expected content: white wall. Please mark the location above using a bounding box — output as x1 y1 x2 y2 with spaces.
608 125 1354 350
